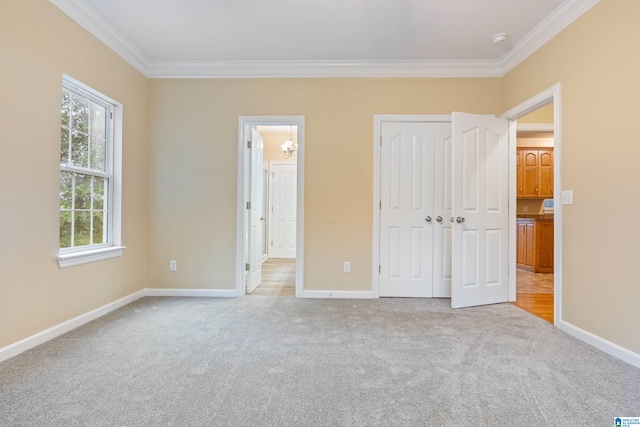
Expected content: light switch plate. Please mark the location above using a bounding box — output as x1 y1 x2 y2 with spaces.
562 190 574 205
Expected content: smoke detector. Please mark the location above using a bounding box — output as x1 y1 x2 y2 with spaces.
492 33 508 44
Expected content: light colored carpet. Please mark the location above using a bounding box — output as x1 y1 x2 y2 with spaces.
0 297 638 426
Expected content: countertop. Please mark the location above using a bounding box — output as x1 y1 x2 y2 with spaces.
516 213 554 221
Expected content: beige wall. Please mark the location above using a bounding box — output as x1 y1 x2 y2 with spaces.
0 0 149 348
261 131 299 162
518 102 554 123
147 78 502 291
503 0 640 353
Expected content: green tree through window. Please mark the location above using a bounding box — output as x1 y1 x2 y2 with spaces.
59 82 112 250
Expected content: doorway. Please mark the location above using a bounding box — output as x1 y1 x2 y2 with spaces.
511 104 555 323
502 84 562 326
236 117 304 298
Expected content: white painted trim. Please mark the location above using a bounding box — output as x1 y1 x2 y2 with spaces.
500 0 601 75
0 290 145 363
144 288 237 298
517 123 555 132
300 290 375 299
58 245 126 268
558 320 640 369
501 83 562 326
372 115 453 299
147 60 502 79
237 117 305 298
50 0 599 79
49 0 149 75
508 122 517 302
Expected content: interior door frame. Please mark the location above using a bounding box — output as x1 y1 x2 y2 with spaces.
236 116 305 297
501 83 562 326
268 160 297 259
372 114 452 298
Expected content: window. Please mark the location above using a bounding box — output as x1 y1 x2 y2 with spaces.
58 76 124 268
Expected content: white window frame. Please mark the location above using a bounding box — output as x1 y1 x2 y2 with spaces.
57 75 125 268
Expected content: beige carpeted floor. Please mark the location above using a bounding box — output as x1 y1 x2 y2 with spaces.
0 297 638 426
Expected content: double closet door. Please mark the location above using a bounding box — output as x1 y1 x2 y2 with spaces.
379 122 452 298
378 114 510 308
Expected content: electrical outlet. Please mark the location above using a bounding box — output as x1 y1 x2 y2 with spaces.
344 262 351 273
170 260 177 271
523 206 528 212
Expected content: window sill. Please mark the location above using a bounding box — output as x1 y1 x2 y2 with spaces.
58 246 126 269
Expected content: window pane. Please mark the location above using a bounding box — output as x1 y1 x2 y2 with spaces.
60 171 73 209
60 127 70 165
60 210 72 248
92 211 105 245
74 173 91 210
90 102 106 140
71 93 89 134
93 176 105 210
73 211 91 247
90 136 106 172
61 89 71 127
71 130 89 169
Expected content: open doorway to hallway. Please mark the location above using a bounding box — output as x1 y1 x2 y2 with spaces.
511 102 555 323
238 120 302 298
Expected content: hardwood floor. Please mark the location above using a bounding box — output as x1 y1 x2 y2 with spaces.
249 258 296 297
512 268 554 323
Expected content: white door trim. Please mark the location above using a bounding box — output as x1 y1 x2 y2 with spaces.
237 116 305 298
372 114 452 298
501 83 562 326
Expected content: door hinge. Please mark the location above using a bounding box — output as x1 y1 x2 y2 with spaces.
379 135 382 146
379 201 382 210
271 241 273 246
110 112 113 119
247 140 252 149
379 265 381 274
246 201 251 209
245 263 250 272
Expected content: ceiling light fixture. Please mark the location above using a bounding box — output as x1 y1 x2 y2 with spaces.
492 33 508 44
281 126 296 159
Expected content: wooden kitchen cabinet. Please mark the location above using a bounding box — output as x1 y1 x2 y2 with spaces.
516 148 553 198
516 218 554 273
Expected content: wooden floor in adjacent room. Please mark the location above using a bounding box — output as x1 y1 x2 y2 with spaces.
512 268 554 323
249 258 296 297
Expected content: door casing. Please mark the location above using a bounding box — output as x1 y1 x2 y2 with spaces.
502 83 562 326
237 116 305 297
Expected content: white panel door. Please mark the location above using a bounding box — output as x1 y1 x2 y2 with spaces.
380 122 435 297
433 123 453 298
270 163 297 258
247 128 264 294
451 113 509 308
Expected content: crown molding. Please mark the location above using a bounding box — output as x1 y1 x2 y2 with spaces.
499 0 600 74
49 0 150 75
146 60 503 79
51 0 599 79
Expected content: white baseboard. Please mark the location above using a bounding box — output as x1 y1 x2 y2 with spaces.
0 290 146 364
300 290 375 299
144 288 238 297
558 320 640 369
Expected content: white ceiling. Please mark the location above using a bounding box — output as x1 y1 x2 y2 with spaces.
51 0 599 78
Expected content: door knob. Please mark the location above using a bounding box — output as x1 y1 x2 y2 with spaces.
425 216 432 223
456 217 465 223
450 217 455 223
436 216 443 223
